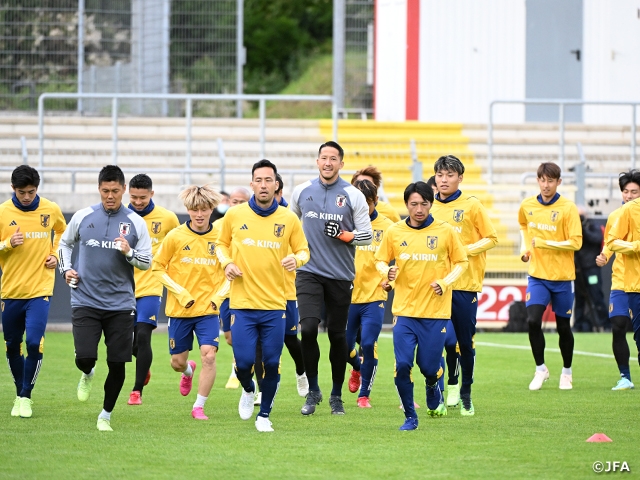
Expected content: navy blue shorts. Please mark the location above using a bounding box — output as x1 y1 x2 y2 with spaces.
219 298 231 333
285 300 299 336
2 297 50 353
526 276 574 317
609 290 630 319
168 315 219 355
393 316 447 378
136 296 161 328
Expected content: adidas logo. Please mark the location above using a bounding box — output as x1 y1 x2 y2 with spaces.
282 313 286 318
149 315 156 321
305 196 313 202
9 220 16 226
472 297 477 303
240 224 248 230
378 303 384 308
290 326 297 331
183 245 191 251
87 223 95 228
528 211 533 216
441 327 446 333
566 309 572 315
400 241 408 247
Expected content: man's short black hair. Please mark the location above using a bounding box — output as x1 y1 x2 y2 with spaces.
98 165 125 186
353 179 378 204
129 173 153 190
404 181 434 204
426 175 436 191
252 159 278 178
619 169 640 191
11 165 40 189
318 141 344 161
434 155 465 175
275 173 284 194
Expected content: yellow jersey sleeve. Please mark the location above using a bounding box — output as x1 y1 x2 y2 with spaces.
376 201 401 223
607 199 640 292
602 208 624 291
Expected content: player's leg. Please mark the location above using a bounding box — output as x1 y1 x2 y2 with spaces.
168 318 197 396
415 319 448 415
99 309 134 431
450 291 477 407
357 301 384 405
191 315 219 420
230 309 259 420
346 304 362 393
443 320 460 407
283 300 307 396
71 307 103 402
2 300 27 414
628 293 640 369
220 298 239 389
129 297 159 404
610 290 633 389
525 278 551 390
550 281 575 390
295 271 324 414
254 339 264 394
393 316 419 430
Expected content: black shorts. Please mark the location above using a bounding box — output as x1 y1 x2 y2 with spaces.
72 307 135 363
295 271 353 332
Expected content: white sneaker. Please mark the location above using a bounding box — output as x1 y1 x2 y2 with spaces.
255 415 274 432
296 373 309 397
529 368 550 390
559 373 573 390
239 388 255 420
253 391 262 406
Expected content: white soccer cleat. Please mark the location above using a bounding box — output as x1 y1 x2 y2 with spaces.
559 373 573 390
255 416 274 432
296 373 309 397
529 367 550 391
239 388 256 420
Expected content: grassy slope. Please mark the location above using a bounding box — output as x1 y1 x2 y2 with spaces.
1 332 639 479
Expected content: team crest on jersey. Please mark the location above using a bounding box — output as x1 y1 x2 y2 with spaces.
207 242 216 256
151 222 162 234
119 222 131 236
550 211 559 222
40 214 50 228
373 229 383 242
274 224 285 238
427 236 438 250
335 194 347 208
453 210 464 223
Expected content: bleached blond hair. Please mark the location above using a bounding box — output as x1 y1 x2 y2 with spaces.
179 184 221 211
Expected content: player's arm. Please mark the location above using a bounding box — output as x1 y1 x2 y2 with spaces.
374 227 395 279
120 216 152 270
466 203 498 256
289 185 303 219
283 216 309 270
597 216 615 266
58 211 81 275
434 230 469 294
151 239 195 307
518 204 532 261
607 208 640 254
214 213 242 280
46 206 67 262
533 204 582 251
325 189 373 246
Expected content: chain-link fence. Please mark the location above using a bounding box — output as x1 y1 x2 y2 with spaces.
0 0 238 115
345 0 373 112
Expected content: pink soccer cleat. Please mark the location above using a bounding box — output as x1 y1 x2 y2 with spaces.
180 361 197 396
191 407 209 420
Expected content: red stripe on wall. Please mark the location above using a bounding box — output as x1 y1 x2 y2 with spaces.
405 0 420 120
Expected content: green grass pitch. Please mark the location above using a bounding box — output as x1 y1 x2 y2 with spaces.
1 331 639 479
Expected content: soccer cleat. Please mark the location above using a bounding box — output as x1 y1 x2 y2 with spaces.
96 418 113 431
254 391 262 406
11 397 20 417
612 378 635 390
239 386 256 420
460 394 474 416
446 384 460 407
77 372 93 402
399 417 419 431
255 415 274 432
528 367 550 391
191 407 209 420
296 373 309 397
426 403 447 417
127 391 142 405
144 370 151 386
329 395 345 415
357 396 372 408
19 397 33 418
559 373 573 390
225 375 240 389
301 390 323 415
348 369 361 393
179 361 197 396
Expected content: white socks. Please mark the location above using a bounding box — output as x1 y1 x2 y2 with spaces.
86 368 95 378
194 394 207 409
184 364 193 377
536 364 547 373
230 363 237 377
562 367 572 376
98 409 111 421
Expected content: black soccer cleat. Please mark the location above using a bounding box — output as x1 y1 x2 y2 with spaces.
301 390 323 415
329 395 345 415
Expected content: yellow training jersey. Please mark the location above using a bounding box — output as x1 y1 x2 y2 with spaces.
601 206 625 291
376 200 401 223
352 211 395 304
134 205 180 298
216 203 309 310
210 220 231 302
518 194 582 281
606 198 640 292
0 197 66 299
152 223 221 318
431 192 498 292
375 217 468 319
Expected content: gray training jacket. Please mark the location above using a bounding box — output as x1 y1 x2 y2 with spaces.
290 177 372 281
58 203 152 311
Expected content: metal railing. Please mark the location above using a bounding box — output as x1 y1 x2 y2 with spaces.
38 92 338 168
488 99 639 184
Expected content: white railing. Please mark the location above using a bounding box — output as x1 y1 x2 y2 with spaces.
38 93 338 168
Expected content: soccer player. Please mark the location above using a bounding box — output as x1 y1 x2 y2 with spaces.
59 165 152 431
0 166 66 418
375 181 468 430
152 184 223 420
597 170 640 390
216 159 309 432
346 179 394 407
431 155 498 415
126 174 180 405
352 166 401 222
290 141 373 415
519 162 582 391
